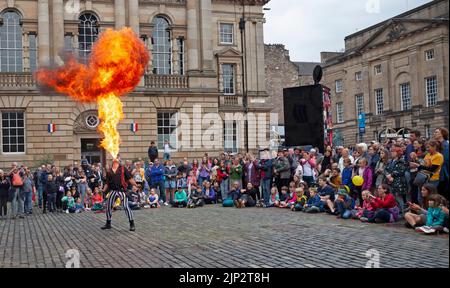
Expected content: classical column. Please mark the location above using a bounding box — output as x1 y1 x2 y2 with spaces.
22 32 30 72
255 19 265 94
199 0 213 72
408 46 420 107
52 0 64 65
114 0 126 29
38 0 50 66
186 0 199 73
128 0 139 34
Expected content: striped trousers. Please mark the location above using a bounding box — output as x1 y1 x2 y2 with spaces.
106 190 134 222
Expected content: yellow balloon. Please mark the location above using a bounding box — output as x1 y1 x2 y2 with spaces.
352 175 364 187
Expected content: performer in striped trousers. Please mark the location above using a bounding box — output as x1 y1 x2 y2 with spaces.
101 158 138 231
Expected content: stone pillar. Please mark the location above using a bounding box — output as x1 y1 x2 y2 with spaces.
128 0 139 34
186 0 199 73
255 19 266 94
114 0 126 29
199 0 213 72
408 46 420 107
22 32 30 72
173 37 180 75
52 0 64 65
38 0 50 66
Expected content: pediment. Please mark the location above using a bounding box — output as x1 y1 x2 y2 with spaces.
215 48 242 58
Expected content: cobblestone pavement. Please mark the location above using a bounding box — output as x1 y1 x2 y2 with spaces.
0 205 448 268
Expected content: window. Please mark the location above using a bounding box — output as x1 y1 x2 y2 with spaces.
222 64 235 95
78 13 99 64
1 111 25 154
29 34 37 72
64 34 73 52
152 16 172 75
177 37 184 75
219 23 234 44
0 11 23 72
335 79 343 93
425 49 434 61
355 94 364 116
400 83 411 111
157 111 177 150
374 65 382 75
336 102 344 123
425 76 437 107
375 88 384 115
224 121 238 153
355 71 362 81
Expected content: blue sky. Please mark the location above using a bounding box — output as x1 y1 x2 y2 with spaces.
263 0 432 62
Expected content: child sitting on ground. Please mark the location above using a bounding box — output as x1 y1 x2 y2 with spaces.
267 187 280 207
334 189 355 219
291 187 308 211
213 181 221 203
228 181 241 203
74 198 84 213
286 182 298 209
62 192 76 213
84 188 93 210
303 187 324 213
235 183 257 208
172 185 188 208
187 186 205 208
278 186 290 208
203 181 216 204
148 188 160 208
416 194 448 234
353 190 376 221
91 187 104 212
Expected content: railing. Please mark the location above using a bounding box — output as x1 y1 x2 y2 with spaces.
144 74 189 89
223 95 240 106
140 0 185 4
0 72 36 88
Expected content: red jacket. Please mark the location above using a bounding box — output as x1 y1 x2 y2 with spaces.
373 193 397 209
216 167 229 183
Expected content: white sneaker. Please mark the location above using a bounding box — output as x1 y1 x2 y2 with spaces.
164 202 169 206
65 209 69 214
443 227 449 234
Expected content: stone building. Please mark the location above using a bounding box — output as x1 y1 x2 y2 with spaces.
264 43 320 142
321 0 449 146
0 0 272 169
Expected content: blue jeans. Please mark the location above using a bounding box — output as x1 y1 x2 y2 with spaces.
37 184 44 207
261 178 271 204
220 178 229 200
24 191 33 213
78 183 87 204
152 181 166 202
11 187 24 217
163 152 170 161
336 201 352 219
198 176 210 189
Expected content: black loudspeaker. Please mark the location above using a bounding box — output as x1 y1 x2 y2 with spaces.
283 85 325 152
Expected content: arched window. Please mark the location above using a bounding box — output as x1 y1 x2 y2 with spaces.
0 11 23 72
152 16 171 75
78 13 98 63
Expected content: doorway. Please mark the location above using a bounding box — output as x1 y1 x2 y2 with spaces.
81 138 105 166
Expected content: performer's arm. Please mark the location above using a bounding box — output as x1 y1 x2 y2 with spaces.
102 183 109 194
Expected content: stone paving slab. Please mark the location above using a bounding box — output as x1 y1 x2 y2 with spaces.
0 205 448 268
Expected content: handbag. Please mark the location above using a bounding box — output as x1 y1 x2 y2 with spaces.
413 171 430 187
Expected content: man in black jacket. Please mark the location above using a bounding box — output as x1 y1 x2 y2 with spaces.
148 141 158 163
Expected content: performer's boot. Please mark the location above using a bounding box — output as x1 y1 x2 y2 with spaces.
101 220 112 230
129 220 135 232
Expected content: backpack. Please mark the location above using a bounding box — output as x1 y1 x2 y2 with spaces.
12 172 23 187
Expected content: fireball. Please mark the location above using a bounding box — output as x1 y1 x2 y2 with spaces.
36 28 150 159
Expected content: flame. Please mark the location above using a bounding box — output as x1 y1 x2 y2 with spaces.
35 28 150 159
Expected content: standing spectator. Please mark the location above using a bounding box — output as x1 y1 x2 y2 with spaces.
198 157 211 189
257 149 273 205
9 163 24 219
54 168 65 213
434 128 449 199
163 139 173 161
244 154 261 200
36 166 45 209
338 148 354 172
217 160 230 202
273 150 291 195
164 159 177 203
229 157 243 190
0 170 10 220
22 167 35 215
45 174 58 213
385 146 407 212
151 159 167 206
374 149 390 188
148 141 159 163
353 158 372 205
300 151 315 187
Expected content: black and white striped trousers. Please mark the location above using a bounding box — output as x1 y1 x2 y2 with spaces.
106 190 134 221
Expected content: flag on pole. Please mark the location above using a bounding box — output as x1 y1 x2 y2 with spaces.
48 123 56 133
131 122 138 133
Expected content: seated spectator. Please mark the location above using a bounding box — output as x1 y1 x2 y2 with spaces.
365 184 399 223
148 188 160 208
236 183 257 208
317 177 336 214
74 198 84 213
213 181 221 203
203 181 216 204
291 187 308 212
341 158 353 187
286 182 298 209
303 187 324 213
91 187 104 212
187 186 205 208
404 183 438 229
62 192 76 213
415 194 448 234
354 190 376 221
278 186 290 208
334 189 355 219
228 181 241 202
328 168 342 192
172 186 188 208
267 187 280 208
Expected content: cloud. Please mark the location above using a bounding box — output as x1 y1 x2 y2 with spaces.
264 0 432 62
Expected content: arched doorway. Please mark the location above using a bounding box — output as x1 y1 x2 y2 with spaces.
74 110 106 167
